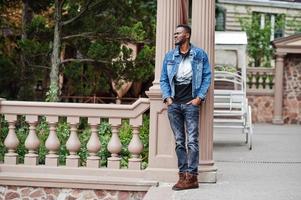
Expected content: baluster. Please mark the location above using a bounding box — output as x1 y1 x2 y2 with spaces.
86 117 101 168
269 72 275 90
265 72 270 89
24 115 40 165
262 72 267 90
4 115 18 164
45 116 60 166
247 73 252 89
258 71 264 90
107 118 122 169
66 117 80 167
128 117 143 170
251 72 257 90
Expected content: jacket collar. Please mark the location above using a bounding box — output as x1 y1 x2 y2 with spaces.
174 43 196 57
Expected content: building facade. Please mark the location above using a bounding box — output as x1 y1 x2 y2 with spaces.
217 0 301 38
216 0 301 124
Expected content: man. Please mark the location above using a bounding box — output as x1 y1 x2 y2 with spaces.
160 24 211 190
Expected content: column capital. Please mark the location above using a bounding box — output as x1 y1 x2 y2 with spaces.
275 52 287 58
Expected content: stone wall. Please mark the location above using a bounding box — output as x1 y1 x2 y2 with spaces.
247 95 274 123
247 54 301 124
283 54 301 124
0 185 146 200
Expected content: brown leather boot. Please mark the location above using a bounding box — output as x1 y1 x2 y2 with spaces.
184 173 199 189
172 172 186 190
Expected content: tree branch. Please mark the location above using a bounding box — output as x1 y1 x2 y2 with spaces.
61 0 94 26
60 0 66 11
28 64 51 69
62 32 96 40
60 58 111 65
62 32 152 44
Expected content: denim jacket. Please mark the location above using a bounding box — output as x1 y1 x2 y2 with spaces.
160 44 211 101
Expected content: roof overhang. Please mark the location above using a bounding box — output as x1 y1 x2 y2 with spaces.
271 33 301 54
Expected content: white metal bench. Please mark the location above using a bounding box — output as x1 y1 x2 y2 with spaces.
214 71 253 150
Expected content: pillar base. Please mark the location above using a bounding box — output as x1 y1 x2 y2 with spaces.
46 155 59 166
128 158 142 170
4 153 18 165
145 165 217 183
66 155 80 167
272 117 284 124
107 157 121 169
24 154 38 165
87 156 100 168
198 165 217 183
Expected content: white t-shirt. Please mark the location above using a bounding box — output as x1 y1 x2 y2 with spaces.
175 56 192 85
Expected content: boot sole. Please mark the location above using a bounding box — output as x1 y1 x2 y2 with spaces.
172 185 199 191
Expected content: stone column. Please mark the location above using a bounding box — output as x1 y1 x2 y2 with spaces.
146 0 216 183
146 0 183 182
152 0 182 90
191 0 217 182
272 52 286 124
180 0 189 25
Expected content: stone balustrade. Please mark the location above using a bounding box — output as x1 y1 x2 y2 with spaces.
246 67 275 95
0 98 157 191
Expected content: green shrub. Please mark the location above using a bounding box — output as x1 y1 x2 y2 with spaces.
15 116 29 164
35 116 50 164
139 115 150 169
215 65 238 73
0 115 9 162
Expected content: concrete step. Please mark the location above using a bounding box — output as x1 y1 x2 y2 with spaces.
143 183 203 200
143 184 174 200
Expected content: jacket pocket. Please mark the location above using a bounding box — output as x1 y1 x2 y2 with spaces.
193 60 203 88
167 61 175 76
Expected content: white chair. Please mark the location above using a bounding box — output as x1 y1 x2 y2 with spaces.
213 71 253 150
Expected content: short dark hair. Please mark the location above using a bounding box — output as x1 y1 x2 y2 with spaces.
176 24 191 38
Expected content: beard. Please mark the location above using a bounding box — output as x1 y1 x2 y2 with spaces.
175 39 184 46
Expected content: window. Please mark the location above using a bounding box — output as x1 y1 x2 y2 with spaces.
215 6 226 31
274 14 285 39
252 12 285 40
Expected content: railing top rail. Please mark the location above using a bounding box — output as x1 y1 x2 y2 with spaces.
0 98 150 119
215 70 244 81
214 70 245 90
214 70 243 79
247 67 275 73
214 78 243 87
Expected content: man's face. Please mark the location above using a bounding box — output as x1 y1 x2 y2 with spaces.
174 27 189 46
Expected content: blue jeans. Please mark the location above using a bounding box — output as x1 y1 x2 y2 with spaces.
167 103 200 175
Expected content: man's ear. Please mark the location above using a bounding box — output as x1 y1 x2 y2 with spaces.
185 32 190 39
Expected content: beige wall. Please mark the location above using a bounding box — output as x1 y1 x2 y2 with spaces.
218 0 301 36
